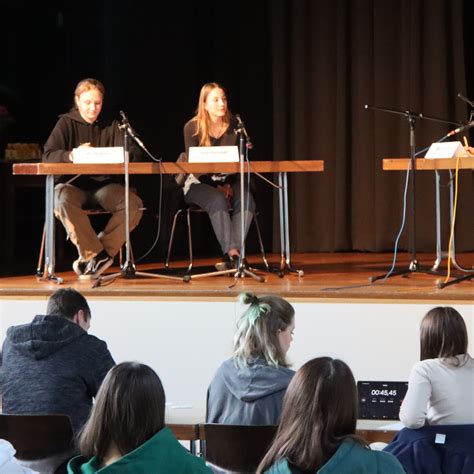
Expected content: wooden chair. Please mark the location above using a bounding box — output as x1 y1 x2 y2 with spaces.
202 424 277 473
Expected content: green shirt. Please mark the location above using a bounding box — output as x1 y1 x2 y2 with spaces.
68 427 211 474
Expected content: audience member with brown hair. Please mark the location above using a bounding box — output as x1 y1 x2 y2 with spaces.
68 362 211 473
399 306 474 429
258 357 404 473
206 292 295 425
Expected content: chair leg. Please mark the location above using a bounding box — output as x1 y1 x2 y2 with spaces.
165 209 183 269
36 223 46 277
253 213 270 271
186 207 193 273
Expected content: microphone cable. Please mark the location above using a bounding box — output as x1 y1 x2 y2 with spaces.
381 161 411 281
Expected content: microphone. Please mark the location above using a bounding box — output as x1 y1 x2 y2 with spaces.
119 110 130 126
235 114 253 149
446 121 474 137
457 93 474 108
119 110 145 148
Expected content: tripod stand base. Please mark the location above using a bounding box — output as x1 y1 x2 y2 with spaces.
438 273 473 289
92 261 184 288
369 262 444 283
188 260 266 283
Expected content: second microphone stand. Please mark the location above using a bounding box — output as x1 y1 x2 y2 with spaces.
93 121 183 287
189 122 265 283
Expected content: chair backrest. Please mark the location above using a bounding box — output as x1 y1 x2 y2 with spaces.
0 414 74 460
203 424 277 473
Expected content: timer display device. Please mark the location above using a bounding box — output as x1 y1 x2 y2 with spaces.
357 381 408 420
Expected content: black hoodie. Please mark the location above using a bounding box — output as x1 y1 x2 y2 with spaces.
0 314 115 433
42 110 143 190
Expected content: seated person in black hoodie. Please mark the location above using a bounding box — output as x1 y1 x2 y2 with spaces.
0 288 115 435
206 292 295 425
42 78 144 278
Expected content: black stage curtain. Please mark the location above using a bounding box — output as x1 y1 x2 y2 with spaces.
2 0 472 262
270 0 472 252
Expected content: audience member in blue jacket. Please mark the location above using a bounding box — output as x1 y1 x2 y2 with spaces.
207 292 295 425
258 357 405 474
68 362 211 474
384 424 474 474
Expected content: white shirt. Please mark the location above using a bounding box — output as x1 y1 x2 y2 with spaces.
399 354 474 429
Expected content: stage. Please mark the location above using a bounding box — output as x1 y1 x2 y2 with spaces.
0 252 472 302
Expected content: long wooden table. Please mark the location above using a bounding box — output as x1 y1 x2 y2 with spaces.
383 157 474 282
13 161 324 281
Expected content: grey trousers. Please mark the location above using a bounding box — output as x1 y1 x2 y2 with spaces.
184 182 255 254
54 183 143 261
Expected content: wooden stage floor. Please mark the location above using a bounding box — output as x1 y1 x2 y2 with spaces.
0 252 472 302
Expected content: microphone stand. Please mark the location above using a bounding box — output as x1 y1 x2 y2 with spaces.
366 105 461 283
188 120 265 283
232 127 265 283
93 120 184 287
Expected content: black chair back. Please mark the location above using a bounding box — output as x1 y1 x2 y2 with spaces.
0 414 74 460
203 423 277 473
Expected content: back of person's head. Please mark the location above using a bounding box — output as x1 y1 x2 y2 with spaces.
73 78 105 104
78 362 165 464
420 306 468 360
46 288 90 321
258 357 363 473
233 292 295 368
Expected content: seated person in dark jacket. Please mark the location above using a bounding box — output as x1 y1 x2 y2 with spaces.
207 292 295 426
0 288 115 435
42 78 144 279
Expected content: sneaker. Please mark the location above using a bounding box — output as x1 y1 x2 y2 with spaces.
73 258 90 277
78 253 114 280
91 255 114 277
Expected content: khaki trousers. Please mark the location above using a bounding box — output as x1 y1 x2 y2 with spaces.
54 183 143 261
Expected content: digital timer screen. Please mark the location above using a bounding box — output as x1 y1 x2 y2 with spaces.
357 381 408 420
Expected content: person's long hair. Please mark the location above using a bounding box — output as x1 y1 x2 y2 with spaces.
258 357 366 473
72 78 105 111
233 292 294 368
191 82 232 146
420 307 468 364
78 362 165 465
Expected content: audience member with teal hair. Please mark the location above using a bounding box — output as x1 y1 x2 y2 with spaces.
206 292 296 425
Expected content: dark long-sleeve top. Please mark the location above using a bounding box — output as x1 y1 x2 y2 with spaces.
183 118 238 188
43 110 143 190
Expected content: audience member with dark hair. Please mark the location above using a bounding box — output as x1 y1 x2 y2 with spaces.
206 292 295 425
1 288 115 434
68 362 211 473
399 306 474 429
258 357 404 473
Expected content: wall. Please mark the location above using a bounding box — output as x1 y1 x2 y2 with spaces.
1 298 472 423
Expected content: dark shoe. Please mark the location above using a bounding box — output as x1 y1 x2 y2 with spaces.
215 254 238 271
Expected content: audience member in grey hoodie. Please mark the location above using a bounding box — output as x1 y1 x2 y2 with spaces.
0 288 115 434
207 292 295 425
